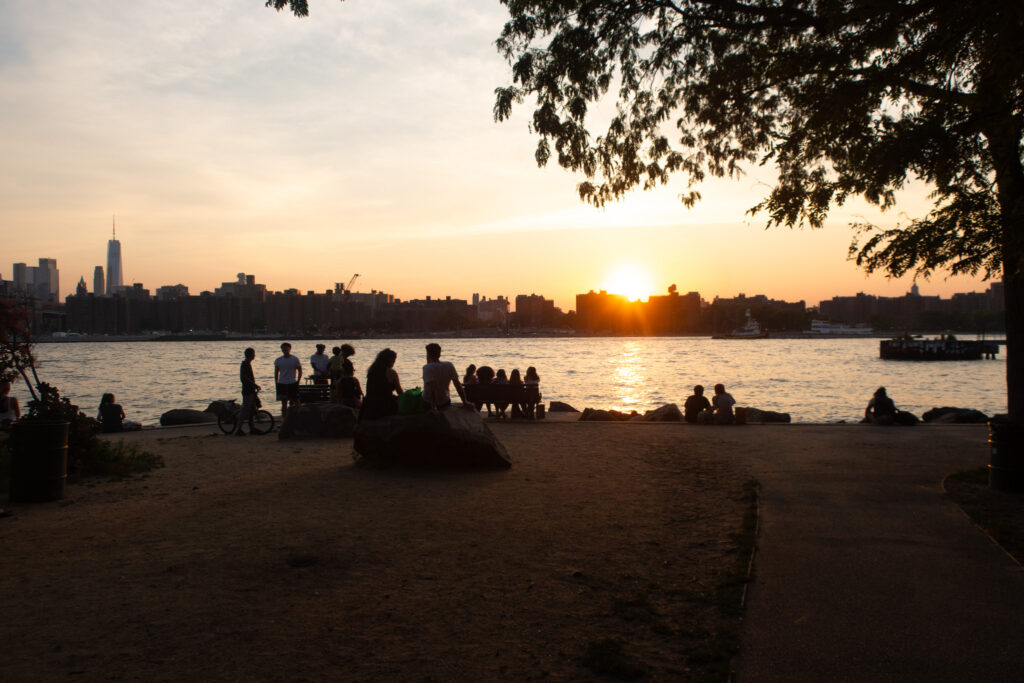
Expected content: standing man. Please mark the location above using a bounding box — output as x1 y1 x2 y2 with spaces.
234 347 261 435
422 342 469 412
274 342 302 418
310 343 330 385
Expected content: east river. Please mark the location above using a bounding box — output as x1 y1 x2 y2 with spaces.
14 337 1007 426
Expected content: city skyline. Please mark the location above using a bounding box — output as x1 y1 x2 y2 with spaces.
0 2 993 312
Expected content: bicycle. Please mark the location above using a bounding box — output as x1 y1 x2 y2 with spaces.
218 391 275 435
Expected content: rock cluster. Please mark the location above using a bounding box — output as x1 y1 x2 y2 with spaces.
922 407 989 424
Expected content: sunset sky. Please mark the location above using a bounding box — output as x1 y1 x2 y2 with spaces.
1 1 992 311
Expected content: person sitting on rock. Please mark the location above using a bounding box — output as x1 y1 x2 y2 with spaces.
359 348 403 421
684 385 711 424
0 381 21 425
712 383 736 425
422 343 469 413
864 386 896 425
98 393 126 433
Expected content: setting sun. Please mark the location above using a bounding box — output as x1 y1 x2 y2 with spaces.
602 264 656 302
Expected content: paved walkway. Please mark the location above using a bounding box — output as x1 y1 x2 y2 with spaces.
734 425 1024 682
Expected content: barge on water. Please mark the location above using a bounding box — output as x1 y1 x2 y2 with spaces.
879 336 1000 360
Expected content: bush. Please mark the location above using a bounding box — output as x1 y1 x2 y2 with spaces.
79 440 164 478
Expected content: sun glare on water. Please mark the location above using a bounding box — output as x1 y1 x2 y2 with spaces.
602 264 656 302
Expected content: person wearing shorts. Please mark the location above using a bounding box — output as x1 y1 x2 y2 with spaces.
274 342 302 418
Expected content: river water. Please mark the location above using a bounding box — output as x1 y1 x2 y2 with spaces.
14 337 1006 426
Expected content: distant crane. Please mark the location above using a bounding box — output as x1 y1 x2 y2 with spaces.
346 274 360 293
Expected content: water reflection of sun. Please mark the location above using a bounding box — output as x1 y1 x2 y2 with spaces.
610 341 648 411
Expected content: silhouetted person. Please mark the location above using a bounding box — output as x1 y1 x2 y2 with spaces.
0 381 21 425
310 343 330 385
422 342 468 413
493 369 510 418
360 348 403 421
524 366 541 418
865 386 896 425
684 385 711 424
475 365 495 415
234 347 261 435
712 383 736 425
98 393 126 433
274 342 302 418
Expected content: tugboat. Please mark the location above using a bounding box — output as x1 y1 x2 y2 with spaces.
879 334 999 360
713 310 768 339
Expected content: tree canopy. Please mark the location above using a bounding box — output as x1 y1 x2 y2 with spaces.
492 1 1023 282
269 0 1024 420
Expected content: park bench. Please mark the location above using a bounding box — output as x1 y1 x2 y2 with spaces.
464 383 543 418
297 380 331 404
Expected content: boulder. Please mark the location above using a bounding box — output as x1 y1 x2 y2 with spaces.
579 408 636 422
160 409 218 426
353 407 511 469
922 406 989 424
205 400 238 419
640 403 683 422
548 401 580 413
744 407 792 424
279 403 358 440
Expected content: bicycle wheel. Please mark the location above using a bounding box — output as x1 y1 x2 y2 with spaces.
249 410 275 435
218 412 238 434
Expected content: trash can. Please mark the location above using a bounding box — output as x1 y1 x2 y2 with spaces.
9 420 69 502
988 418 1024 492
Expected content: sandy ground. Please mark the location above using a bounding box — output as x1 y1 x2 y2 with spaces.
1 422 994 681
1 421 759 681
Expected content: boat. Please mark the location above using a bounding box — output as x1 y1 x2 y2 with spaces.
804 320 873 336
713 310 768 339
879 335 999 360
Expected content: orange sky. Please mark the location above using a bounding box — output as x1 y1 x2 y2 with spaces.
0 2 993 311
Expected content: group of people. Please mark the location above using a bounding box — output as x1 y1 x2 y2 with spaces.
233 342 366 434
683 383 737 425
461 364 541 419
359 343 470 421
2 379 129 433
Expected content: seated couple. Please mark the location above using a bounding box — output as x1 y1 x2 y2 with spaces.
358 343 470 422
684 384 737 425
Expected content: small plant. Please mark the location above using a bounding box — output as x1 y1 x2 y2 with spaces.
80 440 164 478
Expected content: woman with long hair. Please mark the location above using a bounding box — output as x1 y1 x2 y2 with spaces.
359 348 403 421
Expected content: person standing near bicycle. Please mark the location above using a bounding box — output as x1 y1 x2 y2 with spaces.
234 347 261 436
274 342 302 418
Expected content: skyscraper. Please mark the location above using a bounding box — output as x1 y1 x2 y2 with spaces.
94 265 105 296
36 258 59 302
106 220 122 294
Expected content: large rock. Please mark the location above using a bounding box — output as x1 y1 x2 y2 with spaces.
579 408 636 422
279 403 358 439
744 407 792 424
922 406 989 424
640 403 683 422
548 401 579 413
160 408 218 426
353 407 511 469
205 400 238 419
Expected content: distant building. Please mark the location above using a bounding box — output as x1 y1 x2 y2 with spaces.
76 276 88 296
515 294 558 327
476 295 509 324
156 284 190 300
93 265 105 296
106 225 123 293
7 258 59 302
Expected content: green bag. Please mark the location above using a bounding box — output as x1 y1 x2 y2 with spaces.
398 387 427 415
